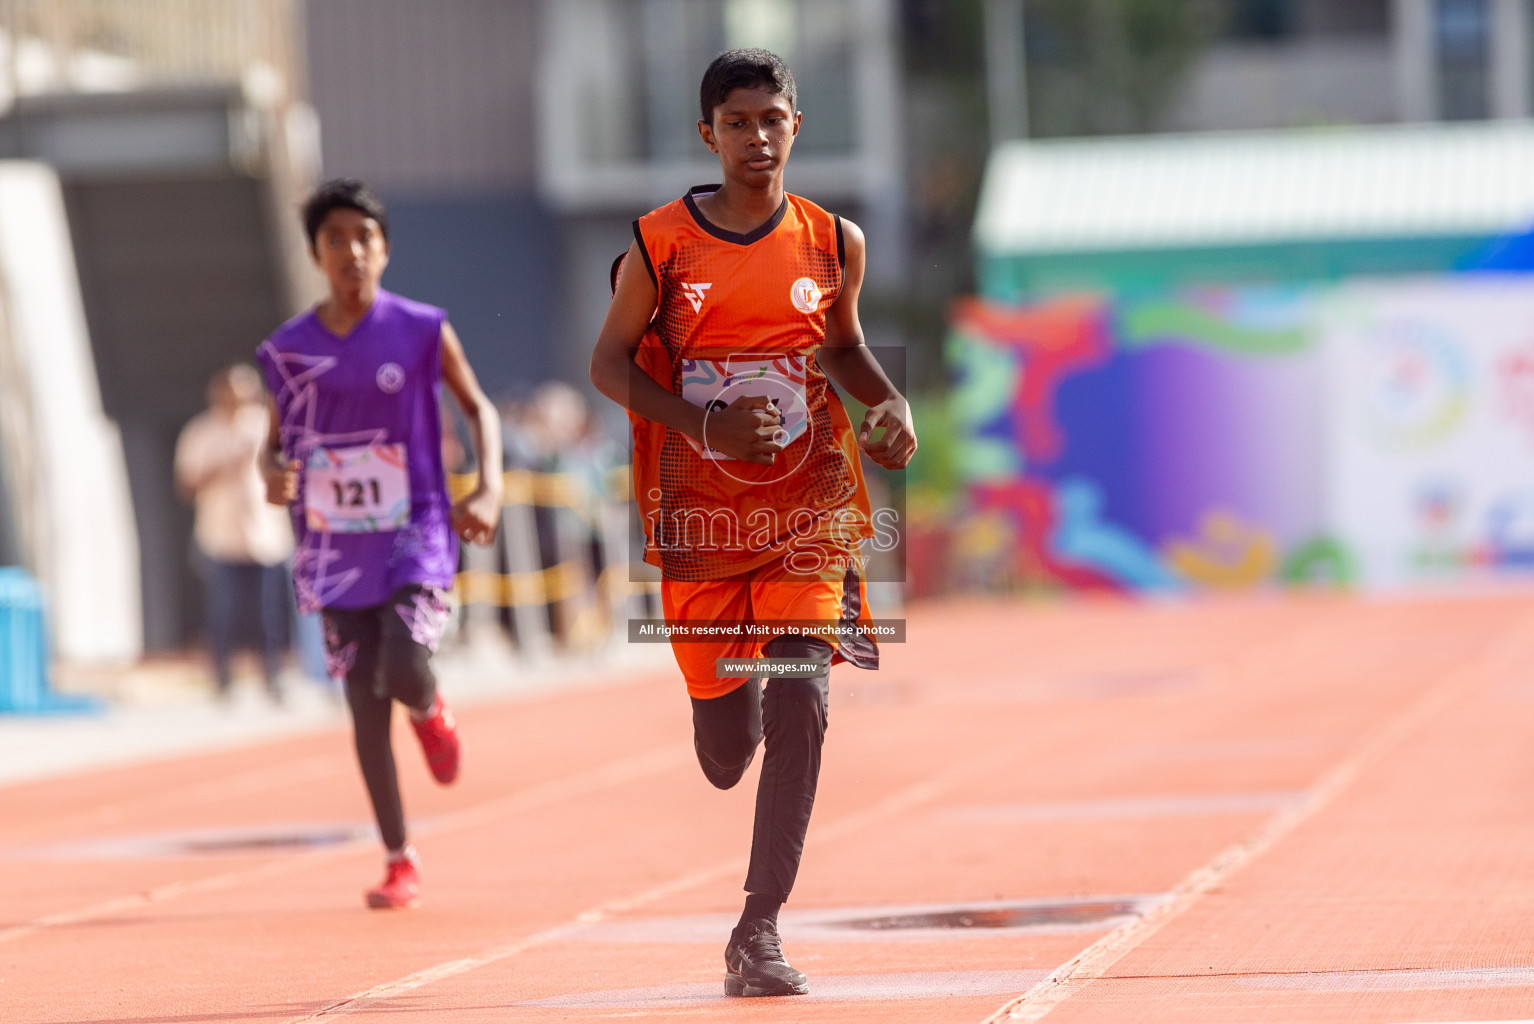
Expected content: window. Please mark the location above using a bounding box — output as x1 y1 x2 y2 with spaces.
1437 0 1490 120
1226 0 1292 40
551 0 857 167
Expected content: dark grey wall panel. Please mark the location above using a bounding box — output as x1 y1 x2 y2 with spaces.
63 175 287 427
118 420 199 651
0 454 19 568
382 190 560 400
61 173 289 650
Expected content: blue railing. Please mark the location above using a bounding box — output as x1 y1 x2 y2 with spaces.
0 567 99 714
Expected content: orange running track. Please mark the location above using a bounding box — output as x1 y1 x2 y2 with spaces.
5 593 1534 1023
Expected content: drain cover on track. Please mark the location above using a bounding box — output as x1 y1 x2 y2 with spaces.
830 899 1142 931
6 821 376 861
173 825 369 855
567 895 1162 945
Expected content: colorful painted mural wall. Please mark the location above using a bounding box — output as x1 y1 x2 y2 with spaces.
947 276 1534 593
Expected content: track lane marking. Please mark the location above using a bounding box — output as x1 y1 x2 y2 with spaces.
281 601 1453 1018
519 968 1053 1008
981 608 1534 1023
0 742 688 944
284 746 1015 1021
0 753 346 849
0 672 665 848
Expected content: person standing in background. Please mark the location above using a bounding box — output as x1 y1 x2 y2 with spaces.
175 364 294 703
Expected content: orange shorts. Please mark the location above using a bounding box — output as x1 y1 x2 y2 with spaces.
661 555 879 700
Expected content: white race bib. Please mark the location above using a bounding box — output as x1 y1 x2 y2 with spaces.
679 355 808 461
305 443 411 533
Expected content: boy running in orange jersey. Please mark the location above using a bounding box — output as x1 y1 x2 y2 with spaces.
590 49 916 997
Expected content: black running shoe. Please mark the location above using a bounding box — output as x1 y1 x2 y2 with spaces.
724 919 809 997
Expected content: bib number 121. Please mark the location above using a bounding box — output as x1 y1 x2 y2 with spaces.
332 478 383 508
306 442 410 533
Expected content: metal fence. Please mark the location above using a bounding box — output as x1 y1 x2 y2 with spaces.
449 466 659 655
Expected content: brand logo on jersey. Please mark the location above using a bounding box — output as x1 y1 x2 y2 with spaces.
681 282 712 313
376 362 405 394
790 277 822 314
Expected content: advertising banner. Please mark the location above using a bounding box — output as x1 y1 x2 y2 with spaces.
1321 277 1534 587
950 276 1534 592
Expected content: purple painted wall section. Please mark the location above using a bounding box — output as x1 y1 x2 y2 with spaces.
950 288 1334 592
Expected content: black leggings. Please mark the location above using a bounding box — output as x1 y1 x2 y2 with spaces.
690 635 832 902
323 586 441 852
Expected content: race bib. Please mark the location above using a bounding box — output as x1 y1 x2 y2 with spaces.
305 443 410 533
679 355 808 461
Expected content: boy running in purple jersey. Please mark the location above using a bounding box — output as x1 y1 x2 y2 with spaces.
257 179 503 909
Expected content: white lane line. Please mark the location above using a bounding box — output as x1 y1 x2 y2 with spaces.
1238 964 1534 991
0 742 688 945
286 746 1013 1021
0 753 345 849
519 969 1052 1008
1125 737 1338 763
981 609 1534 1023
0 857 320 945
414 742 686 840
942 791 1303 824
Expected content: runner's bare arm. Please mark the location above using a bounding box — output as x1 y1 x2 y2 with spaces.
259 397 299 505
591 241 783 465
440 320 504 546
814 218 917 470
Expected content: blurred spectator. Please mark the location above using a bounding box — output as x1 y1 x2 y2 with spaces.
497 391 539 471
489 382 650 640
526 381 622 491
538 382 623 643
495 382 626 645
174 364 293 702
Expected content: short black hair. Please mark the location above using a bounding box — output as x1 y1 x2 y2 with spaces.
698 48 797 124
301 178 388 247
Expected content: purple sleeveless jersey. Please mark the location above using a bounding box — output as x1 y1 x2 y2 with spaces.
255 289 456 612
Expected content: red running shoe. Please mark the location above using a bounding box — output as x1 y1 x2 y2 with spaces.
411 698 461 784
366 855 421 909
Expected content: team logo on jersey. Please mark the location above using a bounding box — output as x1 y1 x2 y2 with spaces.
790 277 822 314
681 282 712 313
376 362 405 394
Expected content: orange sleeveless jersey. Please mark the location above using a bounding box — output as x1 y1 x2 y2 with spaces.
626 186 872 582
